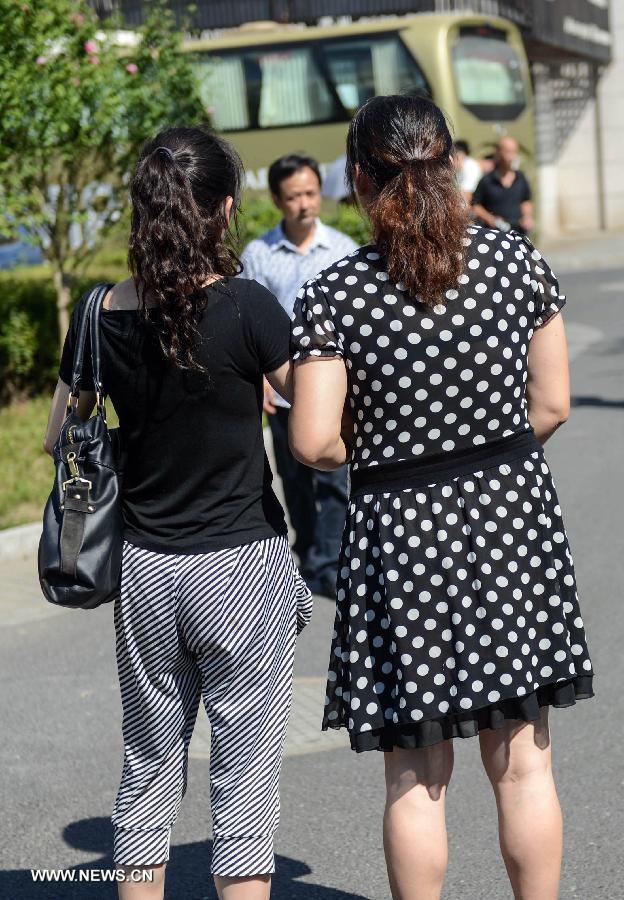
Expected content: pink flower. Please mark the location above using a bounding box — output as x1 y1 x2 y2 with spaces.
71 13 86 26
72 77 81 87
36 55 47 65
88 55 100 66
206 105 216 114
84 40 98 54
125 62 138 74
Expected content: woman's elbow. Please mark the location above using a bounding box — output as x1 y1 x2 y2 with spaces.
547 397 570 427
528 399 570 437
290 439 323 468
557 402 570 426
290 432 337 468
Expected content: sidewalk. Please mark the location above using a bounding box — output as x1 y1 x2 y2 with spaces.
540 228 624 273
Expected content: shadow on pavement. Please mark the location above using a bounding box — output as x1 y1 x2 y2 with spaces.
571 395 624 409
0 817 369 900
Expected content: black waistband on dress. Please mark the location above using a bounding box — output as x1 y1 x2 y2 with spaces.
350 430 542 498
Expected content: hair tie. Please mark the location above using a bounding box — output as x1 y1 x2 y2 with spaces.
154 146 175 162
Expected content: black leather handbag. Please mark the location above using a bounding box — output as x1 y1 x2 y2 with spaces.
38 283 124 609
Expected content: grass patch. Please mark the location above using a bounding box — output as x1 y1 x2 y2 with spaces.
0 396 118 530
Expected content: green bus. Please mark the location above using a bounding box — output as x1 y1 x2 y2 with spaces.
186 13 534 190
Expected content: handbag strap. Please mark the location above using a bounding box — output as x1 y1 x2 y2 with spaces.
89 282 114 402
68 283 112 402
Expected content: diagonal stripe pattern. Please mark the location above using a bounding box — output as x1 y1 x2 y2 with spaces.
111 535 312 875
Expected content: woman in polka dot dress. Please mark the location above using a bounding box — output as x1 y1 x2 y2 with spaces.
289 96 593 900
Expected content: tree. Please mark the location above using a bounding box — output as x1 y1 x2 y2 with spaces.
0 0 204 344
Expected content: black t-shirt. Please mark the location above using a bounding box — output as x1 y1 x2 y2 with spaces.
472 169 531 228
59 277 290 554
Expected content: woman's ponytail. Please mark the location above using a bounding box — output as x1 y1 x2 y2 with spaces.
128 126 243 370
347 96 469 305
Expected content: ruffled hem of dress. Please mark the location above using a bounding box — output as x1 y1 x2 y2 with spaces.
323 674 594 753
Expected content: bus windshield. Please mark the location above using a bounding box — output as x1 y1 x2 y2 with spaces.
451 31 526 121
197 33 429 132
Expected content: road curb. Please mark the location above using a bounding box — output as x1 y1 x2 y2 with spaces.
0 522 40 562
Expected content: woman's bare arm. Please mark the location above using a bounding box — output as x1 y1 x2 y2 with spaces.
43 380 95 455
288 356 349 470
526 312 570 444
265 360 293 405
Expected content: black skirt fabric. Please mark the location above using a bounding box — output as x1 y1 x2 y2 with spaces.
322 448 594 752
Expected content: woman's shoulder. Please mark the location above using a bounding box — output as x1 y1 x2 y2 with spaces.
101 277 143 311
306 244 382 290
233 276 282 310
463 224 534 257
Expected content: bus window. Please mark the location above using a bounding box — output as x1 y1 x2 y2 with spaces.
196 55 250 131
196 46 340 131
451 31 526 121
256 48 337 127
320 35 430 114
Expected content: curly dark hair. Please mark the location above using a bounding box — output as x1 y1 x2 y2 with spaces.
128 125 243 370
346 95 469 306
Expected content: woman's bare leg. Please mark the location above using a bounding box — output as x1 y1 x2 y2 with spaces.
214 874 271 900
479 708 562 900
383 741 454 900
117 863 166 899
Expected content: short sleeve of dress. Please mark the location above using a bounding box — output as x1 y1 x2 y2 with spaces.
290 278 344 361
516 233 566 329
58 290 95 390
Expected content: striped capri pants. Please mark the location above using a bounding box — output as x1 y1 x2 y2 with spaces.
111 534 313 876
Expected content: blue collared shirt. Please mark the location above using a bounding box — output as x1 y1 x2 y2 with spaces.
239 219 358 317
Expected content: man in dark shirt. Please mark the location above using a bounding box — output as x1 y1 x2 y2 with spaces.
472 136 534 234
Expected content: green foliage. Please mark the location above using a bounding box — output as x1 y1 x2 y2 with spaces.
0 0 205 345
0 396 55 529
235 195 281 248
0 237 129 402
0 273 57 401
325 202 371 247
0 310 38 397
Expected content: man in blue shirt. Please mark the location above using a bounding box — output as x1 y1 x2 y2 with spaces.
241 154 357 596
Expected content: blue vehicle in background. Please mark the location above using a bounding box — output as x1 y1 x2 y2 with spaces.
0 227 43 270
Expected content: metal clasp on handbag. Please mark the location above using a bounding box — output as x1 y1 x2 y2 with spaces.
61 450 94 510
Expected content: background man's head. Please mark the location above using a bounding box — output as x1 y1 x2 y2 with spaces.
268 154 322 230
453 140 470 163
496 136 519 169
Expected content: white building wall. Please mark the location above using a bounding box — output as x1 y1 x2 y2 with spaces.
598 0 624 228
534 1 623 236
555 96 601 232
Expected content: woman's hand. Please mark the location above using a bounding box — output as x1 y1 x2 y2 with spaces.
43 380 95 455
262 377 279 415
265 360 293 407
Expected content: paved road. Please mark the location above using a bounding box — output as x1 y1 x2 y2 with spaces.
1 266 623 899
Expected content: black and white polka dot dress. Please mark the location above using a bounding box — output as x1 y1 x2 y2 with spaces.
291 227 594 752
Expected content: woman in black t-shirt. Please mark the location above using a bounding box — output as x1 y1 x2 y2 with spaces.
44 126 312 900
